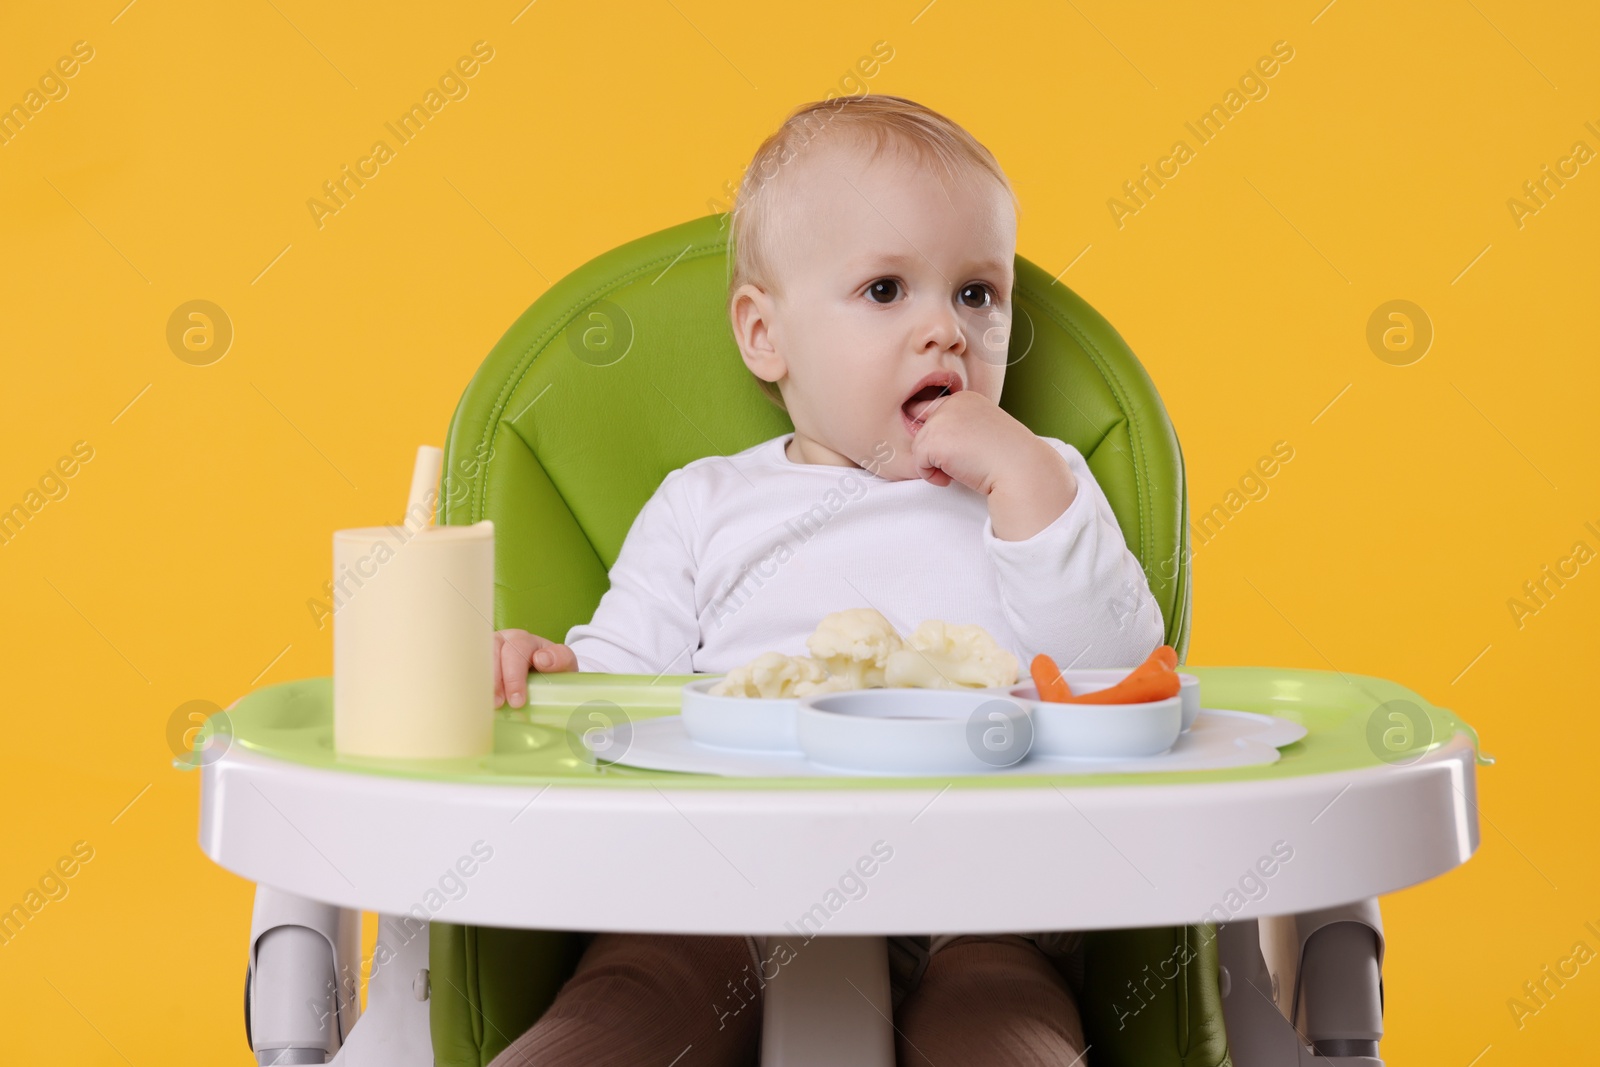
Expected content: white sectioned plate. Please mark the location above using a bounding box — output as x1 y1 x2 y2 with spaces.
586 707 1299 778
1196 707 1307 748
1007 684 1183 759
797 688 1034 775
679 676 802 753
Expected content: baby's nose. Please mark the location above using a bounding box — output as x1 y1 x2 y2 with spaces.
919 313 965 353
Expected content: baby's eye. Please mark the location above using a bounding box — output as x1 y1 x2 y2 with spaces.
958 283 994 310
866 278 900 304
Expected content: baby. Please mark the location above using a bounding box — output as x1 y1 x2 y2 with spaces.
488 94 1165 1066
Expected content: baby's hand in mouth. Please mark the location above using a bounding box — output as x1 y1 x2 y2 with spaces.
906 389 1015 490
910 393 1080 539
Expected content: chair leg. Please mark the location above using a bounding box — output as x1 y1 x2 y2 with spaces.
759 935 895 1067
1293 901 1384 1062
1230 901 1387 1067
326 913 433 1066
247 886 362 1062
1218 919 1319 1066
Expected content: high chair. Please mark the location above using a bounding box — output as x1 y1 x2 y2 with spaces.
202 213 1485 1066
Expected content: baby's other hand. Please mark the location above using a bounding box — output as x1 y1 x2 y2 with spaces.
494 628 578 709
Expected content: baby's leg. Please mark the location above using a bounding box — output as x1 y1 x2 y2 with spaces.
488 933 760 1067
896 934 1086 1067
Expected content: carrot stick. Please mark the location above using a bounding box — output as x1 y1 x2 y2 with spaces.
1108 647 1179 690
1065 668 1180 705
1030 653 1072 703
1123 645 1177 677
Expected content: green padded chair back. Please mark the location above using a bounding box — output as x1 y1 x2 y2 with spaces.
431 213 1220 1067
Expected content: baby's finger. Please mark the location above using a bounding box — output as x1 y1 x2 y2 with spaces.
499 634 538 708
921 391 956 421
910 431 953 486
532 641 579 673
492 631 506 707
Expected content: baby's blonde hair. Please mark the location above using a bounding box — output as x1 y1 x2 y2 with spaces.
726 94 1019 411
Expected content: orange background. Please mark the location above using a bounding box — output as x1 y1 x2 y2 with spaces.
1 1 1596 1062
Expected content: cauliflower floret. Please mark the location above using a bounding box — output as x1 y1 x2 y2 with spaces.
883 620 1019 689
707 613 1017 698
793 672 858 697
804 608 907 690
709 652 831 699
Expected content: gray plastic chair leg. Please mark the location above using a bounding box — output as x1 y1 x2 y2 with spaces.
247 887 361 1063
1300 918 1383 1058
1230 902 1386 1067
252 925 337 1062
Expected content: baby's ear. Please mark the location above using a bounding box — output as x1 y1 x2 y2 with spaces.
729 283 784 383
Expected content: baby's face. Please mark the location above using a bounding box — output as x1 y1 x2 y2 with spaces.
735 136 1017 480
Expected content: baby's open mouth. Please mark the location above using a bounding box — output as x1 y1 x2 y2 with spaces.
901 372 963 429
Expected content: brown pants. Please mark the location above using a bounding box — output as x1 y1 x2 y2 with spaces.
487 932 1086 1067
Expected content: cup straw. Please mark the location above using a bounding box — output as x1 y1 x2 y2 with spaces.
404 445 444 532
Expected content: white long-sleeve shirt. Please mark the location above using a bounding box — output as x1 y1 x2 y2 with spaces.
564 432 1165 675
